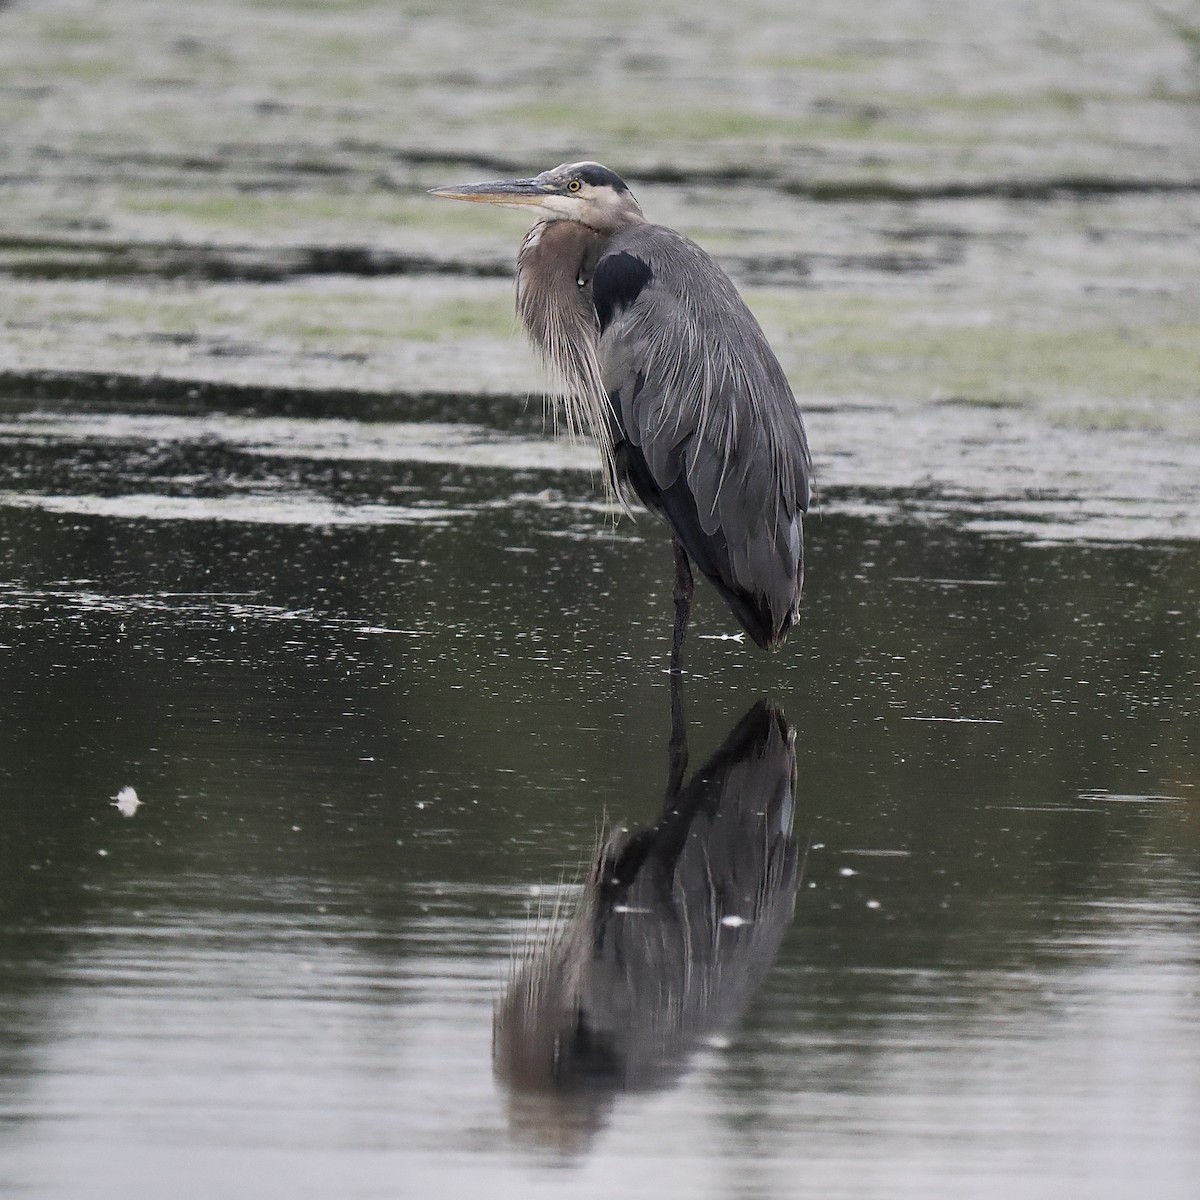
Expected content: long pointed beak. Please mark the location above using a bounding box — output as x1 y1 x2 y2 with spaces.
428 178 549 208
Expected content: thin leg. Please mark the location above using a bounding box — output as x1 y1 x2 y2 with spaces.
670 536 693 677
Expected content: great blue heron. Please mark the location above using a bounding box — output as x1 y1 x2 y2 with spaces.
431 162 812 660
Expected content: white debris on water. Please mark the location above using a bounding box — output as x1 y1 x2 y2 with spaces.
112 786 140 817
1079 790 1182 805
0 488 473 529
902 715 1003 724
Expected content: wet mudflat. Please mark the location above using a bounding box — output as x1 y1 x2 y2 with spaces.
2 1 1200 1198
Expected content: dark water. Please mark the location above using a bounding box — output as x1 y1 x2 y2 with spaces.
0 396 1197 1199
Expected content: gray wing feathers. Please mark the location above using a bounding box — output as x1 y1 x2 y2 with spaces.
598 224 811 635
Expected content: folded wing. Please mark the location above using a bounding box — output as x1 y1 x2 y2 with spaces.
593 225 812 647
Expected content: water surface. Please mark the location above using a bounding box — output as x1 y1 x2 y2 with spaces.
0 392 1196 1198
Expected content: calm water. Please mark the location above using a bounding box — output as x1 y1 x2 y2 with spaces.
0 396 1197 1199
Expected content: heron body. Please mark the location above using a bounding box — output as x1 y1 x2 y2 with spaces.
431 162 812 652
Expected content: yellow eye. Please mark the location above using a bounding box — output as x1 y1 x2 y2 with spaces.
567 179 582 192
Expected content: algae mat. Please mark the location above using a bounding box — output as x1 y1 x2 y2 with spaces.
0 0 1198 543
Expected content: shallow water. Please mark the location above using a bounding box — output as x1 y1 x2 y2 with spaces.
2 3 1199 1191
0 393 1197 1199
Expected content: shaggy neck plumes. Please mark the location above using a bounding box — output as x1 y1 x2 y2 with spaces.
516 218 619 494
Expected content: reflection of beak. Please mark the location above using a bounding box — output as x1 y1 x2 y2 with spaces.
428 178 550 209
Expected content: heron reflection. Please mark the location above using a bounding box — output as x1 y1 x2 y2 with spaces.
494 700 800 1150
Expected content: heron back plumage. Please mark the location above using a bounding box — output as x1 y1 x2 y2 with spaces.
594 223 812 648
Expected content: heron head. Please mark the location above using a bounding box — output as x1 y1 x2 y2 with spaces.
430 161 643 228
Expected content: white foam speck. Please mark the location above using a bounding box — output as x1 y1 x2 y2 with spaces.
112 786 141 817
